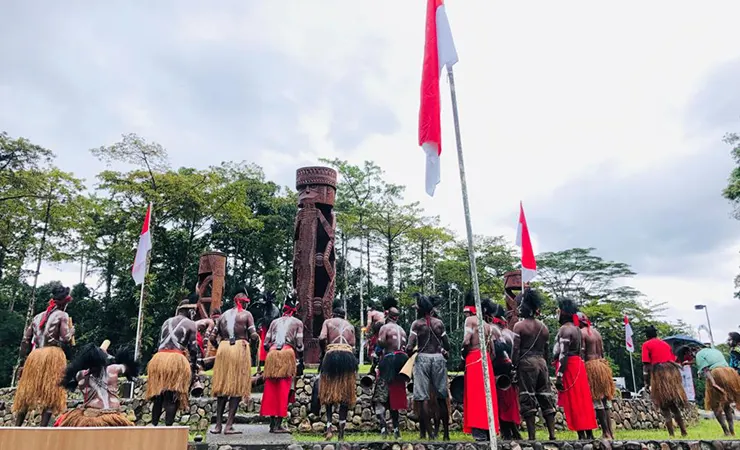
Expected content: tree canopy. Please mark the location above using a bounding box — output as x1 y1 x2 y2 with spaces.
0 131 690 387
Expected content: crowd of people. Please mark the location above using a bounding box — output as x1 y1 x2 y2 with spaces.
11 284 740 442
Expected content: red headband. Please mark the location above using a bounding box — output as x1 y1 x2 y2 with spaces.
463 306 476 314
234 294 250 312
572 314 580 327
283 304 296 316
39 296 72 330
493 317 507 326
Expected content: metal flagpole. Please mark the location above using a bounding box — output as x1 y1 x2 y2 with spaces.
359 233 365 368
629 353 637 393
134 202 152 362
447 65 498 449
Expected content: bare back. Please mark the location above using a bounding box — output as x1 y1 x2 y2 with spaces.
77 365 126 410
319 317 356 347
265 316 305 352
367 310 385 335
214 308 258 343
582 327 604 361
407 317 449 355
378 322 406 352
28 309 73 349
158 315 198 354
512 318 549 366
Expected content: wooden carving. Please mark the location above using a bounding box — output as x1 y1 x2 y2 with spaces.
503 270 522 330
292 166 337 364
195 251 226 320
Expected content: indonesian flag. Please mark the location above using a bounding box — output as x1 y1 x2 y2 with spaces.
132 203 152 285
624 315 634 353
515 202 537 282
418 0 458 197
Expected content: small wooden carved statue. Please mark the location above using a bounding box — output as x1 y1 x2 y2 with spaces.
503 270 522 330
195 251 227 320
292 166 337 364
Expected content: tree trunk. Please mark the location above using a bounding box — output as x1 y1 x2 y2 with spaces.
341 230 348 314
420 239 426 294
13 194 52 386
386 233 394 294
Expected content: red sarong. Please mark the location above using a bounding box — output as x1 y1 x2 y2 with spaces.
556 356 597 431
260 378 293 417
497 385 521 424
463 349 500 434
389 380 408 411
259 327 268 362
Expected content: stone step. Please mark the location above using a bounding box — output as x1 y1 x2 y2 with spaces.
210 413 270 425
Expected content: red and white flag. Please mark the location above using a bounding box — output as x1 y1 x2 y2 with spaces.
516 202 537 282
132 203 152 286
624 315 634 353
418 0 458 197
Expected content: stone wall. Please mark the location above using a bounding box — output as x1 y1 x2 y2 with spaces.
0 374 698 435
189 440 740 450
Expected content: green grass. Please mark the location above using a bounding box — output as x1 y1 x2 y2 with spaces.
295 419 734 443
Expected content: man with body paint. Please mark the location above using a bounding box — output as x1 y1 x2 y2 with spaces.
260 294 305 433
553 299 596 439
318 300 358 440
210 290 259 435
145 295 199 426
371 297 408 439
406 293 450 441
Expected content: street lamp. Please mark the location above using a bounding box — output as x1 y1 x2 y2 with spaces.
694 304 714 346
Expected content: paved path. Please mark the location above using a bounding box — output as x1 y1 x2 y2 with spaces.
205 424 295 447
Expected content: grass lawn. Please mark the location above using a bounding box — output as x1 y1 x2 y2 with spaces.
294 419 733 443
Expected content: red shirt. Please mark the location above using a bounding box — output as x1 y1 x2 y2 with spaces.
641 338 676 364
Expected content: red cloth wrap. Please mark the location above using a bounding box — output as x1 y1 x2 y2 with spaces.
259 344 295 418
260 378 293 417
389 380 408 410
196 332 205 357
463 349 500 434
259 327 268 362
556 356 597 431
497 385 521 424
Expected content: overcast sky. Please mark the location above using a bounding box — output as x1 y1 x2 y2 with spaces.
2 1 739 343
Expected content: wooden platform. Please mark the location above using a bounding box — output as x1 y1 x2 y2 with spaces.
0 426 189 450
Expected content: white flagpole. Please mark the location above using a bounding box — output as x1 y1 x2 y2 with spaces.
447 65 497 449
134 202 153 362
629 353 637 393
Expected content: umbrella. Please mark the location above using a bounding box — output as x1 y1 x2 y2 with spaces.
663 335 704 348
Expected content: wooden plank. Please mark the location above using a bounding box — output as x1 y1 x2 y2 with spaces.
0 426 189 450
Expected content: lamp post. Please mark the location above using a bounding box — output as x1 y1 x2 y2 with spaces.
694 304 714 346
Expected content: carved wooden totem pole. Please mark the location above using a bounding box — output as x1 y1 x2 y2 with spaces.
195 251 227 320
503 269 522 330
293 166 337 364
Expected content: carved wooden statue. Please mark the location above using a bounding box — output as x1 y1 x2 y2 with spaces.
292 166 337 364
503 269 522 330
195 251 226 320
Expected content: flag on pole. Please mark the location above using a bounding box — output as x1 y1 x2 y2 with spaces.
624 315 634 353
418 0 458 197
515 202 537 282
132 203 152 285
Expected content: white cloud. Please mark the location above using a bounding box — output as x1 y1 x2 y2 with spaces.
3 1 740 334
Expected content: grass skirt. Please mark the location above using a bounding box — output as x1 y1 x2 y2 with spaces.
650 362 688 410
264 347 296 379
585 358 616 401
58 407 134 427
319 347 358 406
705 366 740 411
13 346 67 414
212 340 252 398
145 350 191 410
